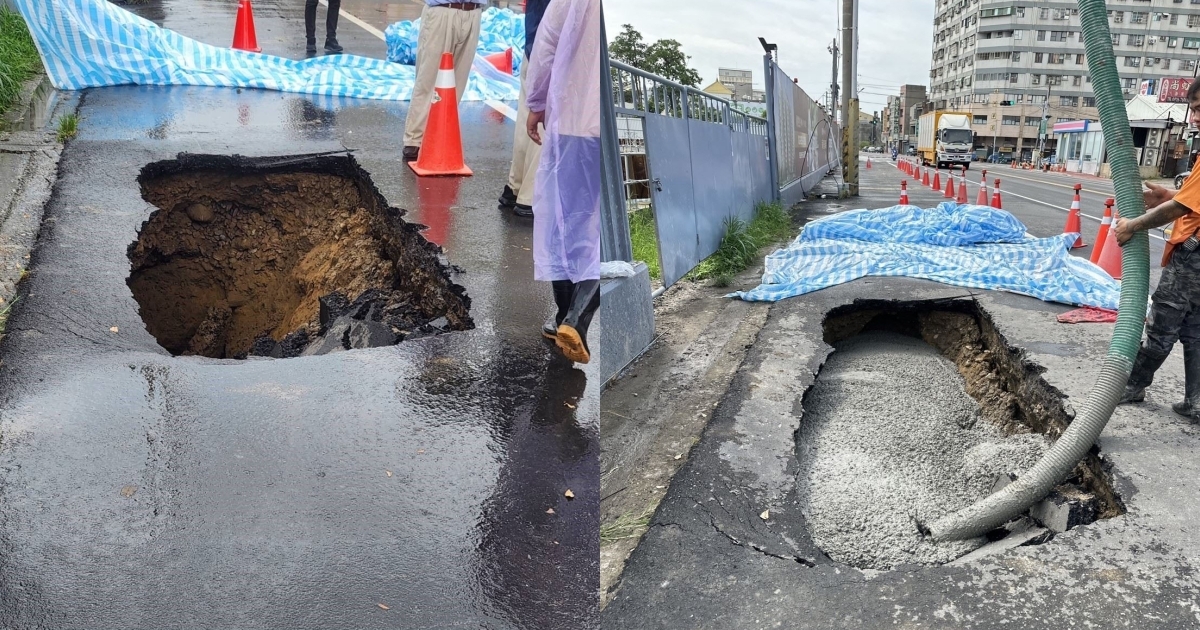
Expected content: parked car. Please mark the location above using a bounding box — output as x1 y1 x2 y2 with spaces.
1177 171 1191 190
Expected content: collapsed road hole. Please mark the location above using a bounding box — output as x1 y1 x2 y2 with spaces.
127 153 473 359
794 299 1123 571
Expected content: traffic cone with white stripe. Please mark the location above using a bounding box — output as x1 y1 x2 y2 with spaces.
944 170 956 198
899 179 909 205
232 0 262 53
1064 183 1085 249
956 167 968 203
922 166 930 187
1090 198 1114 264
931 168 941 191
991 179 1003 209
409 53 473 177
976 170 989 205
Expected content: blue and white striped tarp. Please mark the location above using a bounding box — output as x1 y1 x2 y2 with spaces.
732 202 1122 310
386 7 526 77
12 0 519 101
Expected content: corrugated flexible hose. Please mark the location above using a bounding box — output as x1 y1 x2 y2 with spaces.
925 0 1149 541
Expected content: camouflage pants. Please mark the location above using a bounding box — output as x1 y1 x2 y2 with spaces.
1145 247 1200 357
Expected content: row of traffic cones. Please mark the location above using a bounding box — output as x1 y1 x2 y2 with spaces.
897 162 1004 209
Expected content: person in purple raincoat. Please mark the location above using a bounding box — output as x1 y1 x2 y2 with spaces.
524 0 600 365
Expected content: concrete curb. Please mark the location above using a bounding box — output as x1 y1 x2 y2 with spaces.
0 72 75 337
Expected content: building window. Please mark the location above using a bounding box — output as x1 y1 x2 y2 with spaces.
1169 37 1179 47
1183 59 1198 71
1032 74 1041 85
1111 33 1121 46
1076 53 1085 64
1039 7 1050 19
1048 75 1064 85
1002 116 1020 126
1030 94 1047 104
1132 12 1147 23
1024 117 1041 127
1050 31 1070 42
1010 73 1019 83
1050 53 1068 64
1083 97 1096 107
1012 52 1021 62
1004 93 1023 104
1113 11 1124 23
1073 75 1082 86
973 115 988 125
1035 52 1045 63
1128 34 1145 46
1060 96 1080 107
1125 56 1141 66
1184 37 1200 49
1190 14 1200 27
1172 14 1180 25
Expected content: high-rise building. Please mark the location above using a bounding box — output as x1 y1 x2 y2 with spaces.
930 0 1200 161
718 68 755 102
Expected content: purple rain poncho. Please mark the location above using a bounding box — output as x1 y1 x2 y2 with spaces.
525 0 601 283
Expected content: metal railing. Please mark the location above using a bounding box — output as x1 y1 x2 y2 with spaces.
608 59 768 135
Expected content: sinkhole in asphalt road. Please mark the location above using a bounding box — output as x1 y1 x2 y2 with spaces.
127 153 473 359
795 300 1123 570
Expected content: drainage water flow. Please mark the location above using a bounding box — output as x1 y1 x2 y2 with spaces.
127 154 472 359
796 302 1122 570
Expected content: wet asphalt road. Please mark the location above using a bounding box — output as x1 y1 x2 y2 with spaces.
0 2 597 628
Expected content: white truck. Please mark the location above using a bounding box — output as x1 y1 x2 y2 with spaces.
917 111 974 170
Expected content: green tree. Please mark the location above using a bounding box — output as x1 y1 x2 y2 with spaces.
608 24 701 87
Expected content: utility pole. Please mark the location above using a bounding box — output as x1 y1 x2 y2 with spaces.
1035 82 1050 165
829 39 839 114
839 0 859 196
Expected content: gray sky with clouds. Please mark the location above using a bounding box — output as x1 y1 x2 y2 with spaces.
603 0 935 116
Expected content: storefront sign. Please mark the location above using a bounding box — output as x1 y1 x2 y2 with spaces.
1158 77 1194 104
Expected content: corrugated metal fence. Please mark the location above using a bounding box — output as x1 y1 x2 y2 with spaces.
764 57 840 208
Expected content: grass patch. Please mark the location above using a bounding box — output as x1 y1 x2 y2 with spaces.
0 8 40 117
56 113 79 142
687 201 794 282
629 207 661 280
600 509 654 544
0 296 17 336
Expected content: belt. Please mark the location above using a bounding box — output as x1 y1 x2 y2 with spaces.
438 2 482 10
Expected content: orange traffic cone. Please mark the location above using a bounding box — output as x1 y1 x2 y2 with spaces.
866 157 872 169
976 171 989 205
484 48 514 75
1010 159 1017 169
1096 221 1122 280
922 166 930 187
232 0 262 53
932 169 941 191
1091 198 1115 264
944 170 956 199
409 53 473 177
956 168 968 203
899 179 909 205
991 179 1003 209
1064 183 1085 249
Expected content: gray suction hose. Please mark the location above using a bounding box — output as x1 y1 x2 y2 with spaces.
926 0 1150 541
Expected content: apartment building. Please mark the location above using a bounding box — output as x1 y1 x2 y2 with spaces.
883 85 928 151
929 0 1200 161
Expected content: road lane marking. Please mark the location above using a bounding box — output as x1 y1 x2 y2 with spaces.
887 161 1165 242
322 0 518 121
995 170 1113 197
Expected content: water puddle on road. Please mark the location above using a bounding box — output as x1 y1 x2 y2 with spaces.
0 76 60 133
795 300 1124 570
127 153 473 359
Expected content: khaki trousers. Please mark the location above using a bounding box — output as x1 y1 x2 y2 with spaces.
402 4 482 148
508 71 544 206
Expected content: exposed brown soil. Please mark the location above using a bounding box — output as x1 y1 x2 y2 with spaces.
823 300 1125 523
128 155 472 359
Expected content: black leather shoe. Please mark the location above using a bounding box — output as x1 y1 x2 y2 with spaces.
402 146 419 162
512 204 533 218
499 185 517 210
306 39 317 54
324 38 343 54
